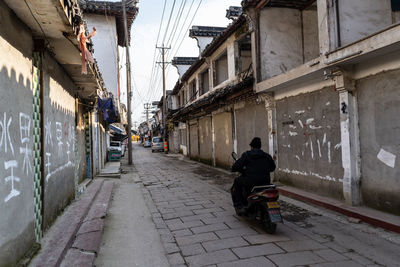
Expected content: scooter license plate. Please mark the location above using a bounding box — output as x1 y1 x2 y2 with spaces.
267 202 280 209
268 209 283 223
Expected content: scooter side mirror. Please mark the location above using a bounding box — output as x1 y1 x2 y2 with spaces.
231 152 238 161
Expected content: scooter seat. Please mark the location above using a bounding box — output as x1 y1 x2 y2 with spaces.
250 184 276 193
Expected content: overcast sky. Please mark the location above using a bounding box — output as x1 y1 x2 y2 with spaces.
119 0 242 126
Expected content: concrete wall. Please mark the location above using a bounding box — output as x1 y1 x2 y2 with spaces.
276 87 344 200
93 113 100 175
235 100 269 156
259 8 303 80
86 14 118 98
189 120 199 160
179 125 187 155
76 102 88 183
338 0 392 47
357 69 400 214
195 36 214 54
213 111 233 169
42 53 76 229
302 9 319 62
92 112 106 175
239 49 252 73
169 127 180 153
0 1 35 263
198 116 213 165
215 53 228 86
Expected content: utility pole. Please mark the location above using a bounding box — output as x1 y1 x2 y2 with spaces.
156 44 170 153
122 0 132 164
144 103 151 129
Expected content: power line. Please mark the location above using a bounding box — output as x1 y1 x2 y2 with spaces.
161 0 177 45
145 0 168 105
169 0 203 59
168 0 196 55
165 0 187 47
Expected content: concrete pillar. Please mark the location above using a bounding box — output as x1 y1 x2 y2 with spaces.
243 9 259 82
334 71 362 205
259 93 277 181
317 0 338 55
211 114 216 166
232 108 237 154
227 42 236 80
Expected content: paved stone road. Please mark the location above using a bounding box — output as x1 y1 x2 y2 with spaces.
131 144 400 267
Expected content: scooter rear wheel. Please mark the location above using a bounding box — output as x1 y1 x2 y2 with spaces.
262 206 277 234
265 222 277 234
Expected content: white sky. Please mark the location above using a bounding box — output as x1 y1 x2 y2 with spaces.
119 0 242 127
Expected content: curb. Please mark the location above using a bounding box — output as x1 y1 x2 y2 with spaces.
62 180 114 266
31 179 114 266
278 187 400 234
31 180 104 267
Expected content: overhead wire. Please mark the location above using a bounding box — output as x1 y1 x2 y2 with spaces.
145 0 168 102
147 0 203 104
165 0 187 47
168 0 196 57
169 0 203 60
161 0 177 45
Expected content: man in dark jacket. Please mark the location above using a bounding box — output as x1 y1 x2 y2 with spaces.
231 137 276 211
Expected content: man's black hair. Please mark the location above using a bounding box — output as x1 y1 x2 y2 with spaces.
249 137 261 149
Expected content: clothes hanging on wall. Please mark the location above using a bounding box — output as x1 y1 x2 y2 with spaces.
78 26 97 74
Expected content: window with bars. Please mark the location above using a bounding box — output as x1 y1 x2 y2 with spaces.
189 79 197 101
200 69 209 95
213 51 228 87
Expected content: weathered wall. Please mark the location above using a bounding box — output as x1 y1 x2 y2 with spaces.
92 112 106 174
198 116 213 165
259 8 303 80
215 53 228 86
101 127 107 168
0 1 35 263
93 113 100 175
338 0 392 47
357 69 400 214
170 127 180 153
302 9 319 62
276 87 344 200
76 102 87 182
189 120 199 160
179 126 187 155
42 53 77 229
213 111 233 169
235 100 269 156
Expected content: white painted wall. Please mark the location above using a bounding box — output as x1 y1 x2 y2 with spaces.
195 36 214 54
259 8 303 80
85 14 119 98
338 0 392 47
175 65 191 79
227 42 236 79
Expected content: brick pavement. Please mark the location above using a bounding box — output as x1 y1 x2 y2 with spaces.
133 146 400 267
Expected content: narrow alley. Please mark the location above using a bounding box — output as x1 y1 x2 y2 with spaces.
1 0 400 266
95 144 400 267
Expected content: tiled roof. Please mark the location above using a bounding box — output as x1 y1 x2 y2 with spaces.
172 57 199 66
242 0 316 10
226 6 243 20
189 26 227 37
